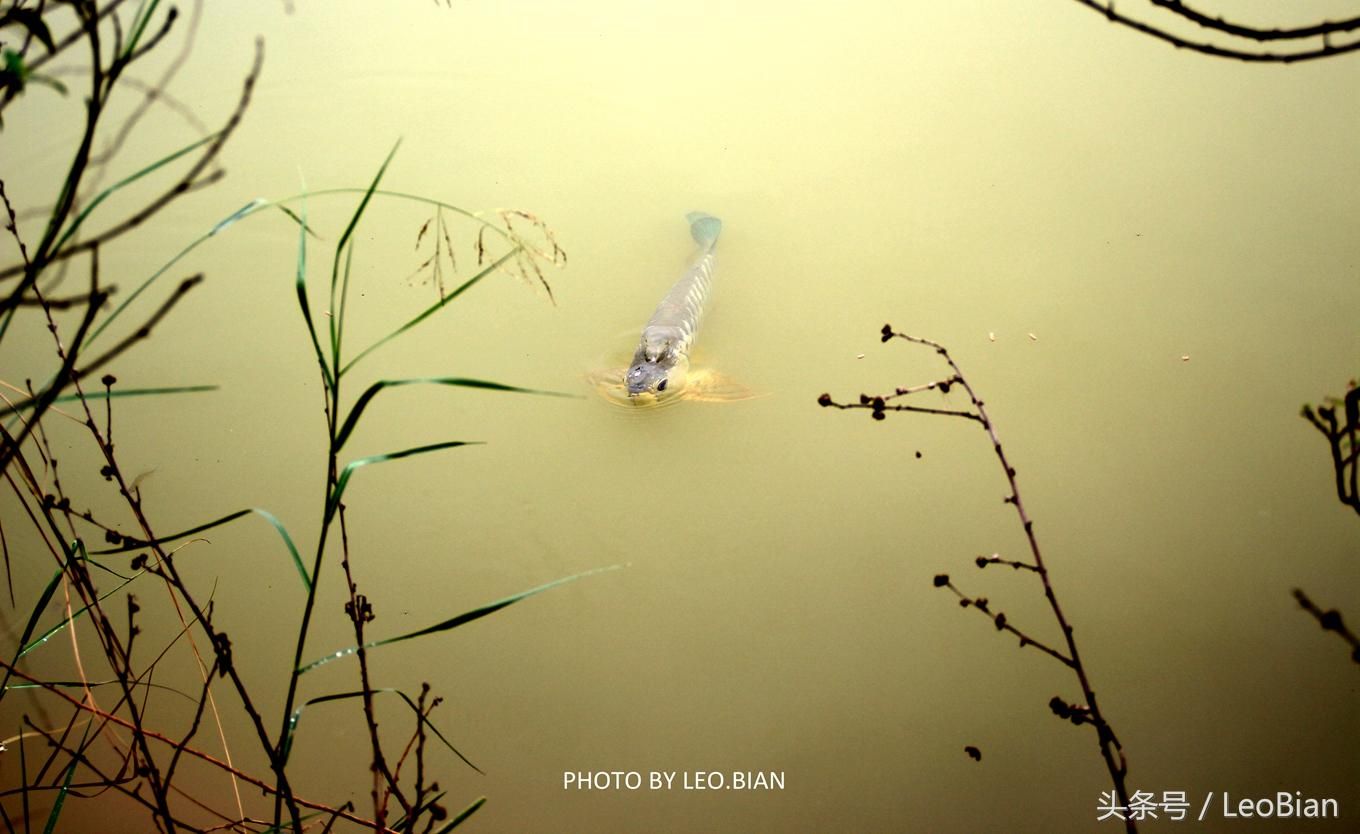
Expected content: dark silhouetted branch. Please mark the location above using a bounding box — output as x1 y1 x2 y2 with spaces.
822 324 1135 833
1293 590 1360 665
1068 0 1360 63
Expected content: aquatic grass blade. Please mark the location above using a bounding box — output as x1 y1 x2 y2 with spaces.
340 247 520 376
293 185 334 389
17 573 136 660
299 565 624 674
84 199 271 348
52 132 216 256
5 679 193 700
335 237 356 365
334 377 577 451
0 566 63 699
2 385 218 419
436 796 487 832
121 0 160 58
208 198 266 235
326 440 480 522
283 688 480 773
40 747 78 834
272 203 321 238
330 140 401 366
88 508 310 591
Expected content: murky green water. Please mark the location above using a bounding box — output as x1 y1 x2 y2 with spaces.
2 1 1356 831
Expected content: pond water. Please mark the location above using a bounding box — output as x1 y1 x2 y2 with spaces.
1 1 1356 831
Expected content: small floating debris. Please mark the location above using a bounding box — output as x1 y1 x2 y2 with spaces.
1027 332 1038 341
1181 355 1191 362
856 353 865 359
988 331 996 342
964 745 982 762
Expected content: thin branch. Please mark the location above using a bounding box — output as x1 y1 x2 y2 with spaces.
1068 0 1360 63
823 324 1136 833
0 39 264 285
1146 0 1360 42
1292 589 1360 665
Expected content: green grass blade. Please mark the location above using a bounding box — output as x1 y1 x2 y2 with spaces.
91 508 251 554
52 132 216 255
293 186 334 390
331 140 401 366
84 199 269 349
335 237 356 368
0 567 63 699
437 796 487 832
56 385 218 403
284 688 480 773
250 508 309 590
40 749 78 834
121 0 160 58
209 198 267 235
5 679 193 701
327 441 480 522
272 203 321 238
334 377 576 451
17 573 136 660
299 565 624 674
88 508 310 591
340 247 520 376
2 385 219 419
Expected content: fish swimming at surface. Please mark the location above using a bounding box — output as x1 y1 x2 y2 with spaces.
623 211 722 398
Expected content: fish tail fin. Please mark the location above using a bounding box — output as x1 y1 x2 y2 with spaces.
686 211 721 250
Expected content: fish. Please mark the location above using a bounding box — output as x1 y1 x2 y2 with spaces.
624 211 721 397
590 212 754 407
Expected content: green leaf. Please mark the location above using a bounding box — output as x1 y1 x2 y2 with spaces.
437 796 487 832
52 133 218 255
340 247 520 375
272 203 321 238
284 689 481 773
1 384 218 419
1 49 25 99
122 0 161 58
209 198 267 235
334 377 576 451
41 751 78 834
326 440 481 523
0 566 63 699
299 565 624 674
58 385 218 404
17 572 136 660
5 679 194 701
89 508 310 591
331 140 402 368
84 199 269 350
293 186 334 390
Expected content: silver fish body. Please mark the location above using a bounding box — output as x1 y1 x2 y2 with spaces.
626 212 722 397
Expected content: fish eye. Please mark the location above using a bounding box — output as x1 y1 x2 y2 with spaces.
657 379 668 391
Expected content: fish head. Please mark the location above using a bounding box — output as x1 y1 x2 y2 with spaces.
625 360 671 396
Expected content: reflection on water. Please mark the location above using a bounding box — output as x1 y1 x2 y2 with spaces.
1 0 1357 831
